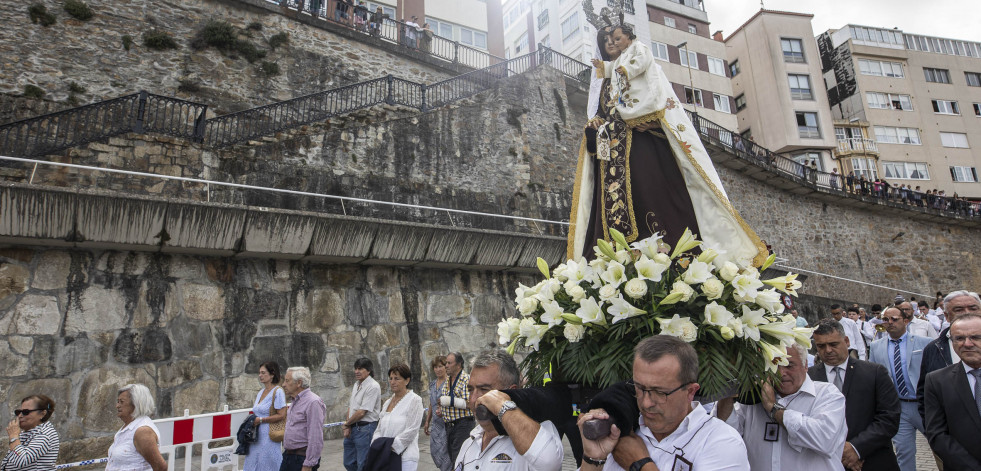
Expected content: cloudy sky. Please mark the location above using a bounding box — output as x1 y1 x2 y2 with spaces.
701 0 980 43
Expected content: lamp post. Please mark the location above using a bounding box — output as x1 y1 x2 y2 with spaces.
677 41 697 115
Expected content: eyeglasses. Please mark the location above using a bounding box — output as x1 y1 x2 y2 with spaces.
951 335 981 344
13 409 43 416
627 380 690 403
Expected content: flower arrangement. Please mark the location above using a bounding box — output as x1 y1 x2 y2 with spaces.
499 228 812 400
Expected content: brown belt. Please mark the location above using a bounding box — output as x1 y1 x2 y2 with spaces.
285 447 307 456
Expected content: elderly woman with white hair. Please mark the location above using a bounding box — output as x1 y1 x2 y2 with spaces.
105 384 167 471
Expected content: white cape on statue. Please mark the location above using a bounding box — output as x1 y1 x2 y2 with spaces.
568 61 766 268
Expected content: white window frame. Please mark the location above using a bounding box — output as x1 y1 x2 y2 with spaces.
781 38 805 63
967 72 981 87
796 111 820 139
857 59 904 78
684 87 703 107
924 67 952 84
679 49 698 68
729 60 740 77
561 12 579 41
514 33 528 54
735 94 746 111
851 157 878 180
974 103 981 117
707 57 726 76
866 92 913 111
932 99 960 115
882 161 930 180
688 24 697 34
664 16 676 28
651 41 669 61
950 166 978 183
713 93 731 113
940 132 970 148
874 126 921 145
788 74 813 100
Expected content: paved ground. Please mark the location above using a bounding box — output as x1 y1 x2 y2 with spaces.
83 430 938 470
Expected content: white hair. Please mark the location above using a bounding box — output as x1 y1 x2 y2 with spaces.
944 290 981 309
788 343 808 364
286 367 311 389
118 384 156 419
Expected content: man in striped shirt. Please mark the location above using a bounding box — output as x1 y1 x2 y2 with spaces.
440 352 474 463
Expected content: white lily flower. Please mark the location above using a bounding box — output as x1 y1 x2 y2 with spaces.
630 235 664 258
703 302 734 327
681 260 714 285
600 261 629 288
522 323 550 351
762 273 803 296
758 317 797 346
760 341 790 373
731 273 764 303
635 255 670 282
754 289 785 314
792 327 815 349
658 314 698 342
497 318 521 344
540 300 567 327
739 305 768 341
576 297 607 325
609 295 646 324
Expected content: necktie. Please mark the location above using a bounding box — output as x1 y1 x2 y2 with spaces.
892 339 910 397
971 369 981 415
833 366 844 391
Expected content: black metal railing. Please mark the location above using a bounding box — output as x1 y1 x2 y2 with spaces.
273 0 504 69
538 46 592 83
0 92 207 158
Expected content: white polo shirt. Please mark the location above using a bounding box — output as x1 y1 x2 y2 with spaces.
453 420 563 471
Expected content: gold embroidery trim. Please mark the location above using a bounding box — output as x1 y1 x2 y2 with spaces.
624 108 666 128
567 136 589 260
661 118 769 267
598 124 639 246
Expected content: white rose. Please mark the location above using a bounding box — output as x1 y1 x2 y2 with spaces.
653 253 671 265
624 278 648 299
701 278 724 300
718 261 740 282
670 280 695 303
567 285 587 302
518 297 539 316
563 324 586 343
598 283 619 301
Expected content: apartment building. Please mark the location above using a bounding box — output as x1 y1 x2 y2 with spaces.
819 25 981 197
372 0 505 57
501 0 736 128
723 10 836 171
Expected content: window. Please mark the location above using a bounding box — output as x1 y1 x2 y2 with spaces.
664 17 676 28
940 132 970 148
707 57 726 76
539 35 550 48
924 67 951 84
370 3 396 20
514 33 528 54
561 12 579 41
849 26 904 48
874 126 921 145
713 93 731 113
781 38 805 63
866 92 913 110
537 10 548 30
651 41 669 61
882 161 930 180
932 99 960 115
788 74 812 100
729 60 740 77
966 72 981 87
458 28 487 49
851 157 878 180
684 87 703 107
857 59 904 78
679 49 698 68
735 94 747 111
792 152 822 170
688 24 697 34
950 166 979 182
974 103 981 116
796 112 820 138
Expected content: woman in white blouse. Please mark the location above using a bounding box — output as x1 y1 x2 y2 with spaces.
371 363 424 471
106 384 166 471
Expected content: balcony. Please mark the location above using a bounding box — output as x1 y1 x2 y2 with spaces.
835 137 879 157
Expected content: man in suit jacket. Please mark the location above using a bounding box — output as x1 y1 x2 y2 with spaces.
869 307 933 471
809 319 901 471
917 291 981 422
923 313 981 470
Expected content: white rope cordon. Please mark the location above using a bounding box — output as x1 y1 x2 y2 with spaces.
774 263 933 299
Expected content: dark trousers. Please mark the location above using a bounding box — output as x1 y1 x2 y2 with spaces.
280 453 320 471
444 416 475 464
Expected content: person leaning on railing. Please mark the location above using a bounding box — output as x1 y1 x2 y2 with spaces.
1 394 59 471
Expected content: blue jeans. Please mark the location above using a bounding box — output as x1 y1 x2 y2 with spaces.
894 400 925 471
280 453 319 471
343 422 377 471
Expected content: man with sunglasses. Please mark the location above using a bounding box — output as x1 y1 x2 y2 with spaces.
716 343 846 471
578 335 749 471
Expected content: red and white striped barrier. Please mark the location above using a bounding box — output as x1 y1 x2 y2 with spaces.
156 405 253 471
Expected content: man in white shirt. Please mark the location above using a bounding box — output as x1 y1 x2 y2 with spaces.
578 335 750 471
901 301 938 338
922 301 944 333
848 307 874 358
343 358 381 471
716 343 847 471
456 349 563 471
832 304 866 359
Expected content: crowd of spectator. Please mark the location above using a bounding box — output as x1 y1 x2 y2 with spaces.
284 0 437 54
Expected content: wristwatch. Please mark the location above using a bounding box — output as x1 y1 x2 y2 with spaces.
497 400 518 421
767 403 786 420
629 457 653 471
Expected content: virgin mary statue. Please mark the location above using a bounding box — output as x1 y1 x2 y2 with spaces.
567 4 766 267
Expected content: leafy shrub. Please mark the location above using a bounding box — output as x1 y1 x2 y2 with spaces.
177 79 201 93
28 4 56 26
143 31 178 50
23 85 45 99
247 21 263 31
191 20 237 51
258 61 280 77
121 34 133 51
68 82 86 94
63 0 94 21
268 32 289 50
235 40 266 63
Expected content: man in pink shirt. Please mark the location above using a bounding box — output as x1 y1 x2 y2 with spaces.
282 367 327 471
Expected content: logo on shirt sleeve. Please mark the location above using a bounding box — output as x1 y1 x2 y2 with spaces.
490 453 513 463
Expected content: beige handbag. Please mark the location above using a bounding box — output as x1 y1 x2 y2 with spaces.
267 387 285 442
